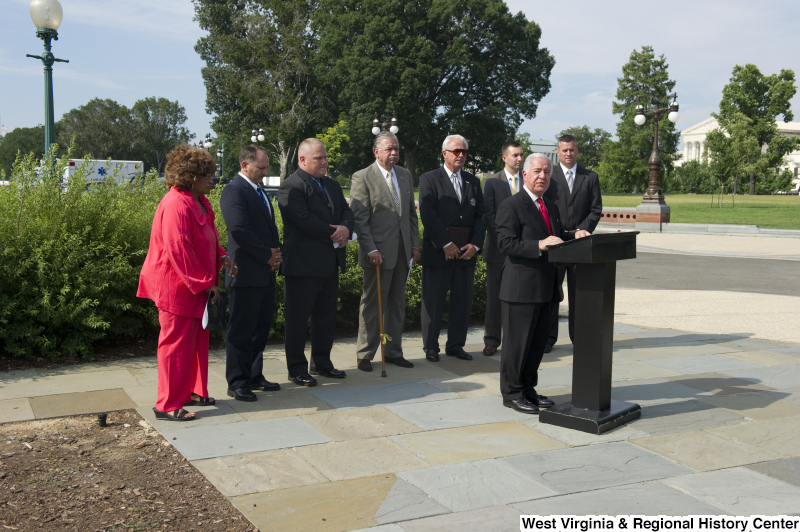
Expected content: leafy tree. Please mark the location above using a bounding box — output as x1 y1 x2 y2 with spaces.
706 112 764 195
316 120 351 181
194 0 330 181
598 46 679 193
515 132 535 156
555 125 611 171
710 64 797 195
57 98 135 161
131 97 194 172
674 160 715 194
0 125 48 177
313 0 555 178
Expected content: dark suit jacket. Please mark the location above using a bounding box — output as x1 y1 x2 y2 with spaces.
419 167 486 268
220 174 281 288
278 168 354 277
545 165 602 232
495 192 574 304
482 170 515 264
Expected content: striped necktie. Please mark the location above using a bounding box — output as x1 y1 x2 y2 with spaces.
386 171 400 212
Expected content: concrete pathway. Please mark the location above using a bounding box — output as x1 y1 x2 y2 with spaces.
2 232 799 531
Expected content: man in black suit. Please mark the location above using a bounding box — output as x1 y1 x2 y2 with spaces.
496 153 589 413
481 140 524 357
419 134 486 362
220 145 283 402
278 138 354 386
544 134 602 350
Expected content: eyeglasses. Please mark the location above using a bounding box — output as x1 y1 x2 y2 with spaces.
445 149 469 157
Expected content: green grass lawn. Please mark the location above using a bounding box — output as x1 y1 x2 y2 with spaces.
603 193 800 229
343 188 800 230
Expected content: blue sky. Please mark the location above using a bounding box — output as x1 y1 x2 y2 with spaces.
1 0 798 149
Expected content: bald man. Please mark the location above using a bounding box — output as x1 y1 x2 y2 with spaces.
278 138 355 387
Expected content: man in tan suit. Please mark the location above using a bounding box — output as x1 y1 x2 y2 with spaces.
350 131 420 371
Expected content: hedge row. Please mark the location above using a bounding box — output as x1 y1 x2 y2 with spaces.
0 150 486 361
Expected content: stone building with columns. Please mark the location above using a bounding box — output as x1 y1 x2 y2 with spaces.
677 117 800 189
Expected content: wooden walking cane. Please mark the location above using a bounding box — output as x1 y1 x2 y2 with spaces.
376 263 388 377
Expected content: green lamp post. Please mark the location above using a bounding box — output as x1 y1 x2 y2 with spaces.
26 0 68 157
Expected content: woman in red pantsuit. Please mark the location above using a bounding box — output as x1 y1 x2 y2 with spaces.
138 145 237 421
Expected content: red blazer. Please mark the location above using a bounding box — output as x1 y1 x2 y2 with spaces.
137 188 226 318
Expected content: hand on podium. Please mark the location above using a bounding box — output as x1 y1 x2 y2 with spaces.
539 236 564 251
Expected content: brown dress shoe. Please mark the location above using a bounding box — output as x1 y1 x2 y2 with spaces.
386 356 414 368
482 345 497 356
357 358 373 372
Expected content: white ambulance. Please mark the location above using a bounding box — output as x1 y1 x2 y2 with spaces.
63 160 145 186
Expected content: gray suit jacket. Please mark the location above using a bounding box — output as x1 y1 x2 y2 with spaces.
482 170 515 264
350 163 419 269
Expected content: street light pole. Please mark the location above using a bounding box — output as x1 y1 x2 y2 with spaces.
26 0 68 157
633 94 680 231
251 127 265 144
371 112 399 136
216 143 225 180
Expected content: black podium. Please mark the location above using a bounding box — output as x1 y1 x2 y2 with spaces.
539 231 641 434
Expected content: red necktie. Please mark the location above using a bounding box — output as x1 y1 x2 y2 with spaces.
536 198 552 235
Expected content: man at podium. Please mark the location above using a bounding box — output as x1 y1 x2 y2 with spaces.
495 153 590 414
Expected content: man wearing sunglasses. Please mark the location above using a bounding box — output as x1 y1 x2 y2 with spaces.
418 135 486 362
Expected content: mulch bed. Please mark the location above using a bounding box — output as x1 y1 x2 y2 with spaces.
0 409 257 531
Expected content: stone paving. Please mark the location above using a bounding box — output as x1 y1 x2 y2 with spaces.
2 232 800 530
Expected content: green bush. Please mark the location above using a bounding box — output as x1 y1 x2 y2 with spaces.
0 147 165 360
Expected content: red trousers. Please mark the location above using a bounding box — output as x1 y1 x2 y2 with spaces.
156 309 209 412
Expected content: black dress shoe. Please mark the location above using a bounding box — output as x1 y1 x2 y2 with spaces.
425 351 440 362
315 368 346 379
289 373 318 386
357 358 373 372
227 387 257 402
525 388 555 408
503 398 540 414
386 356 414 368
446 348 473 360
250 378 280 391
543 344 553 353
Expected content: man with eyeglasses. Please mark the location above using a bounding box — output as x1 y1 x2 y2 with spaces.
350 131 420 372
481 140 524 357
418 134 486 362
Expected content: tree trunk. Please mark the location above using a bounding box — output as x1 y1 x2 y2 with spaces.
632 183 641 194
404 142 419 186
275 140 298 182
749 171 756 195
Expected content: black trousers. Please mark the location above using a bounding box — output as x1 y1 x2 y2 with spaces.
226 284 276 390
483 261 504 348
500 299 555 401
284 273 338 376
547 265 574 345
421 262 475 353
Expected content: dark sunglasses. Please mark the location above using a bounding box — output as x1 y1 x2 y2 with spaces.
445 149 469 157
